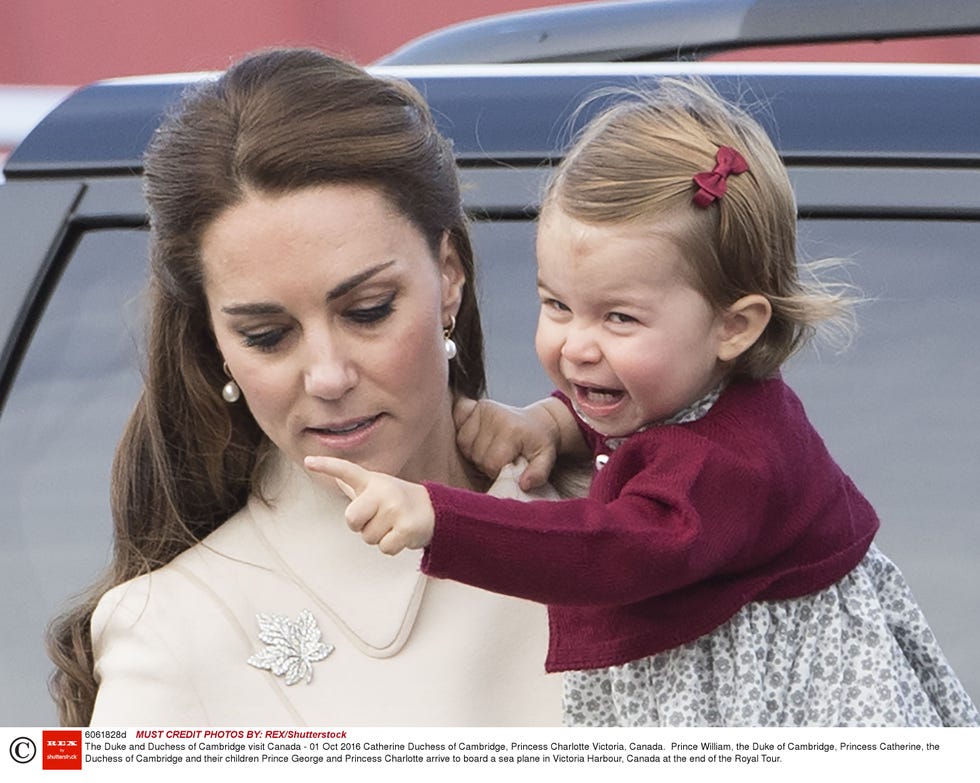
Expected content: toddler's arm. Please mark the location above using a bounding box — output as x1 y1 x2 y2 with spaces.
454 396 587 490
305 456 434 556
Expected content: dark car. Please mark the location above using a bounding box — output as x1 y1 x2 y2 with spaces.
2 0 979 725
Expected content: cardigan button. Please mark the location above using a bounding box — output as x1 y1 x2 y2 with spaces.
595 454 609 470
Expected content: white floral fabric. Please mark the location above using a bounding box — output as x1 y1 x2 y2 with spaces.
563 544 979 726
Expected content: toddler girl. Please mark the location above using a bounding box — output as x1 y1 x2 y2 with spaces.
308 78 978 727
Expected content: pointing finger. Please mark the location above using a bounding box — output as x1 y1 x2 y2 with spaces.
305 456 372 496
334 478 356 500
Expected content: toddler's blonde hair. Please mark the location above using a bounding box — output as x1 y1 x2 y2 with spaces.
545 77 856 379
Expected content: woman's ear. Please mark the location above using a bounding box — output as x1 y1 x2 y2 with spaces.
439 232 466 321
716 294 772 362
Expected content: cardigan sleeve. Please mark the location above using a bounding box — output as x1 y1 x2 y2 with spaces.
422 428 773 607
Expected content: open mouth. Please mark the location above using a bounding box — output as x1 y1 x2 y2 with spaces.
307 414 381 437
573 384 625 407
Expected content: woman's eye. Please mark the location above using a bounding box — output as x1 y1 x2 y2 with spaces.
241 329 286 351
345 293 396 324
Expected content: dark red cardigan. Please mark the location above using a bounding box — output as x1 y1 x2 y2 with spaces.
422 377 879 672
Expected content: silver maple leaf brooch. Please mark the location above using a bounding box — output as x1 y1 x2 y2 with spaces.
247 610 334 685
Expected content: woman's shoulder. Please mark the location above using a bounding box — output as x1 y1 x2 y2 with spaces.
488 457 591 500
91 504 263 639
489 458 558 500
87 507 268 726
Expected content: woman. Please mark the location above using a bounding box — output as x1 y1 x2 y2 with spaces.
46 48 562 726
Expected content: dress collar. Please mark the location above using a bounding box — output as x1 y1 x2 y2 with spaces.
596 382 727 465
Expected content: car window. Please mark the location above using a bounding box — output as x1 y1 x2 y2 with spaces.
0 228 148 726
471 219 552 405
784 218 979 705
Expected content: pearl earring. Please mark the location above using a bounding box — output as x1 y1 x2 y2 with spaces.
443 316 458 360
221 362 241 403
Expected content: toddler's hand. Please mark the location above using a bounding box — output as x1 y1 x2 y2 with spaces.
453 397 560 491
304 456 434 556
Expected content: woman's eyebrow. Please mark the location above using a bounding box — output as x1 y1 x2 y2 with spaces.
220 260 398 315
327 260 396 300
220 302 284 316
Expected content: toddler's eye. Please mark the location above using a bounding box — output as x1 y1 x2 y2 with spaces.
607 312 637 324
541 297 570 312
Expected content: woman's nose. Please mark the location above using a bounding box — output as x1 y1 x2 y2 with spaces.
303 337 357 400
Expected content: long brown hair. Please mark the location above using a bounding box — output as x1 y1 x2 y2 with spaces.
47 48 486 725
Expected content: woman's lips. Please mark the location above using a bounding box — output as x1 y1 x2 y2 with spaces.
304 414 383 450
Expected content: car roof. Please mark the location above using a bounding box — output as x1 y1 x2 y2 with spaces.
0 86 74 152
377 0 980 64
5 61 980 180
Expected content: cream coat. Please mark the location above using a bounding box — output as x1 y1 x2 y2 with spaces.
90 455 561 726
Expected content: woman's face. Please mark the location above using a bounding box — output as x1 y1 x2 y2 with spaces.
201 184 465 484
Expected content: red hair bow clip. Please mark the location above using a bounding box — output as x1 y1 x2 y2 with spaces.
692 146 749 208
